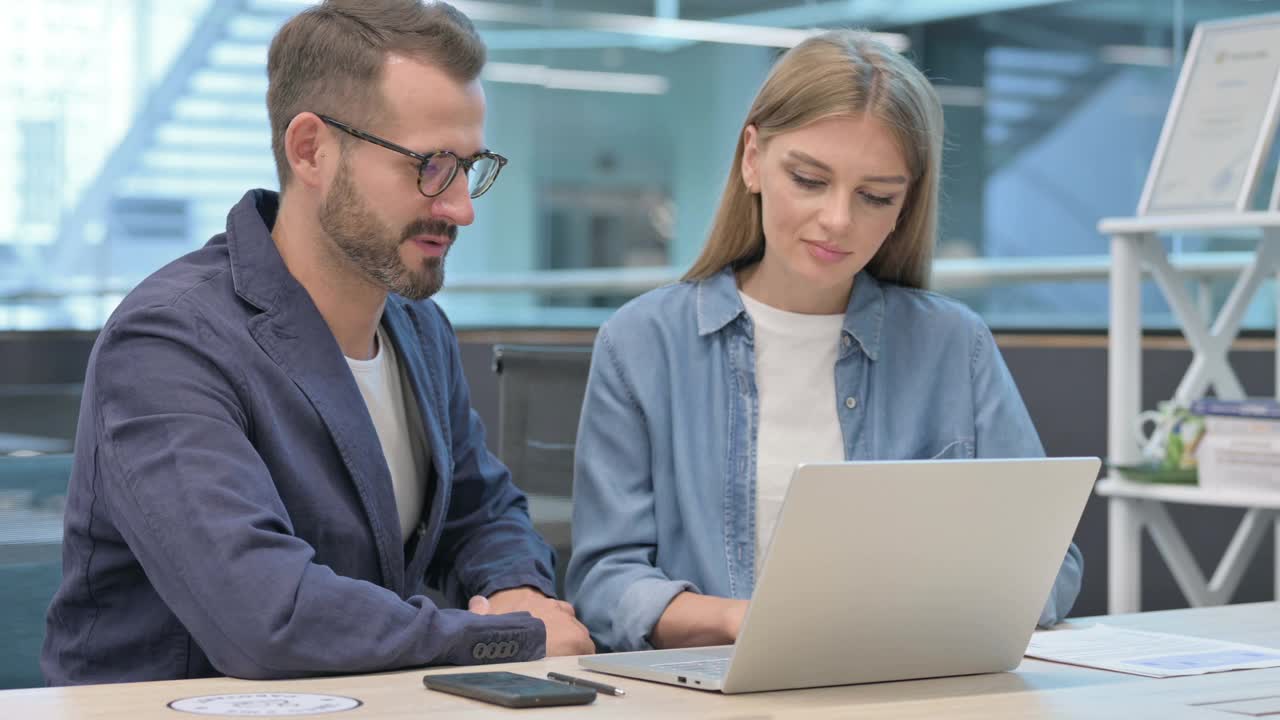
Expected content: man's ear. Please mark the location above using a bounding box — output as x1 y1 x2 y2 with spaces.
283 112 332 191
740 124 761 193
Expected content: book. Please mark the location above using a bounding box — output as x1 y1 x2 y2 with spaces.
1190 397 1280 420
1205 415 1280 436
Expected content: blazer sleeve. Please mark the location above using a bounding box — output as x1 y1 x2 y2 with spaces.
565 322 697 651
93 303 545 680
970 320 1083 627
425 306 557 601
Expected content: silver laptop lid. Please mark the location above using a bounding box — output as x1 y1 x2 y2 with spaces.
721 457 1098 693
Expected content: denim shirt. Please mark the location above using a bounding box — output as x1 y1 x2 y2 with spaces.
566 266 1083 652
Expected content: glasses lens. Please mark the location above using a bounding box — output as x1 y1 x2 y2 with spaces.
419 154 457 196
467 155 501 198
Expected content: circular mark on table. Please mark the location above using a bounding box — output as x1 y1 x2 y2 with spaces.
168 693 362 716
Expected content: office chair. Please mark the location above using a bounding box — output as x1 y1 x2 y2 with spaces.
492 344 593 597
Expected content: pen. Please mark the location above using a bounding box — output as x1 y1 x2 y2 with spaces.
546 671 626 697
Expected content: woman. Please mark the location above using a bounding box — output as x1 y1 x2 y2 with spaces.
566 30 1082 652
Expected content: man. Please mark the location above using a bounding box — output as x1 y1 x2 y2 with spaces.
43 0 592 685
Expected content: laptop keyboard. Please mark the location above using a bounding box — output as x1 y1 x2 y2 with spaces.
650 657 731 678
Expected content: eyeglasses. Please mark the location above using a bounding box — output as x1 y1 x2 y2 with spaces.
317 114 507 199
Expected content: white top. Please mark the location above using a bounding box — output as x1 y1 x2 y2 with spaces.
345 327 426 542
739 291 846 578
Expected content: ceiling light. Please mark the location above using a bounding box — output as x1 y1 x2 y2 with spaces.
1100 45 1173 67
452 1 909 50
484 63 669 94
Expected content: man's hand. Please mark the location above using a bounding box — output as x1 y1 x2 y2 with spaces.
469 587 595 657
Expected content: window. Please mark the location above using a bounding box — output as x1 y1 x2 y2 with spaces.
2 0 1274 331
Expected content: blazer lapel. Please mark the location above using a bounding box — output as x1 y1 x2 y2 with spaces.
381 300 451 558
247 281 406 596
225 189 405 595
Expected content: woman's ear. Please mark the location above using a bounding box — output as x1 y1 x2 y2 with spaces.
740 124 760 193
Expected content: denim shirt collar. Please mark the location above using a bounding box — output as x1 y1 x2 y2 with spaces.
694 265 885 361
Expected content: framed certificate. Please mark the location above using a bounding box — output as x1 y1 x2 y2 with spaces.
1139 13 1280 215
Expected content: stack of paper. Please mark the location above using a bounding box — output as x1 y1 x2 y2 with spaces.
1026 625 1280 678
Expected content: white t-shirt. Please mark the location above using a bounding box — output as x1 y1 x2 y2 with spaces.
345 327 426 543
739 291 846 578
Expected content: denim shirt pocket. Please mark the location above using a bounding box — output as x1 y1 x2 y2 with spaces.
928 438 975 460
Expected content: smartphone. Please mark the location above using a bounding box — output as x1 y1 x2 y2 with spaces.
422 671 597 708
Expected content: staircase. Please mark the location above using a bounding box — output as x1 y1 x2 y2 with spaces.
984 45 1120 172
50 0 295 287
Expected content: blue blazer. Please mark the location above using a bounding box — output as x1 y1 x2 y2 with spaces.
43 190 554 684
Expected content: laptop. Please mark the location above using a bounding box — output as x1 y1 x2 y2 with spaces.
578 457 1099 694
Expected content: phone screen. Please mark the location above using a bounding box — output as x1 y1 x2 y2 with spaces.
422 671 597 708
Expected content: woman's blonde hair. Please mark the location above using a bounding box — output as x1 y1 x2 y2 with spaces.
684 30 944 289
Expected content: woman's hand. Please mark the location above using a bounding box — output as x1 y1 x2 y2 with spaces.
651 592 750 649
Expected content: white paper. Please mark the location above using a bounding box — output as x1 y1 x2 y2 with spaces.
1026 625 1280 678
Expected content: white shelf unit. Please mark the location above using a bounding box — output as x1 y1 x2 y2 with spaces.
1101 211 1280 614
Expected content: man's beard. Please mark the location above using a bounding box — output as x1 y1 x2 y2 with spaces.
318 162 455 301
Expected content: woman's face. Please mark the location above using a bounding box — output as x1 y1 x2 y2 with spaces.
741 113 909 309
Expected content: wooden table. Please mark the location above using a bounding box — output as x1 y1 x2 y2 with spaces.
2 602 1276 719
